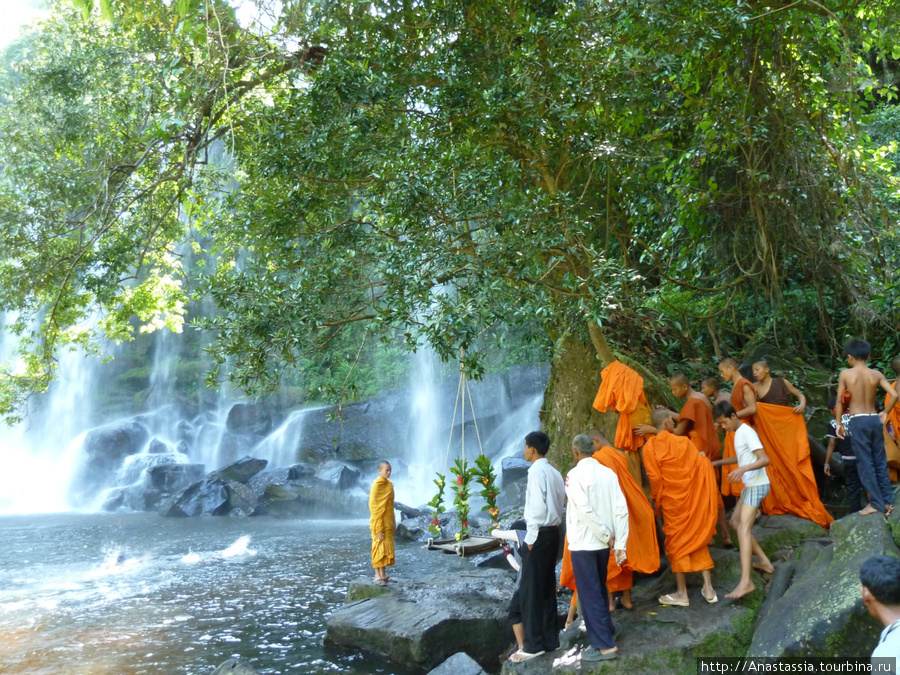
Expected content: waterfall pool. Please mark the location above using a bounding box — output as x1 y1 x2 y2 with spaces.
0 513 421 674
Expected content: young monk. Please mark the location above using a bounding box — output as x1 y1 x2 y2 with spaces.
589 429 660 611
643 408 719 607
713 402 775 599
835 339 898 516
750 360 833 529
887 357 900 442
702 378 731 407
369 461 396 585
718 358 758 503
637 373 732 547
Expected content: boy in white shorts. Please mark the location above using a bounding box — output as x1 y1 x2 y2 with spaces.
713 402 775 599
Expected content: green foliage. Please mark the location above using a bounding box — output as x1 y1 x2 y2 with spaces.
427 472 446 537
473 453 500 526
2 0 900 419
449 458 475 539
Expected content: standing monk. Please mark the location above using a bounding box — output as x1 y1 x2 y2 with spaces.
369 461 396 586
643 409 719 607
883 357 900 482
718 358 758 501
751 360 833 529
637 373 731 547
589 429 660 611
702 378 731 408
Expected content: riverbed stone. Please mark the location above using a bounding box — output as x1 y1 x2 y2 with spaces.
428 652 487 675
748 511 898 657
325 569 517 671
208 456 268 484
162 477 260 517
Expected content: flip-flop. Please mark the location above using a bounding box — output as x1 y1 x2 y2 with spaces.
508 650 545 662
375 579 387 586
582 647 617 661
658 593 689 607
703 590 718 604
384 577 398 583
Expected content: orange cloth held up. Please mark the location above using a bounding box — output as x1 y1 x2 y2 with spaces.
593 361 649 453
560 534 576 592
753 402 833 529
679 397 721 462
369 476 396 569
593 445 660 592
643 430 718 572
883 381 900 482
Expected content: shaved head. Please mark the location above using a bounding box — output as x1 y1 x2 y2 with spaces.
670 372 690 387
719 357 739 370
891 357 900 376
588 428 612 448
651 408 671 429
754 359 771 370
702 377 720 389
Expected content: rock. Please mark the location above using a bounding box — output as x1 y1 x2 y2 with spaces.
225 403 273 436
315 460 361 491
210 658 259 675
325 569 516 671
162 478 259 517
246 464 313 495
395 501 428 520
428 652 486 675
500 457 530 485
258 477 368 517
748 511 899 657
117 452 188 486
69 418 151 506
507 363 550 407
148 438 171 454
396 512 455 543
208 456 268 484
216 430 264 467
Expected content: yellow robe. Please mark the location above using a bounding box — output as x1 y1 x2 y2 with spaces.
369 476 395 569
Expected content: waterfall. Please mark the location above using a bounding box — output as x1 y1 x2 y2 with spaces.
253 407 320 468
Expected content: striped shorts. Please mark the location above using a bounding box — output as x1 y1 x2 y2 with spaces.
741 483 770 508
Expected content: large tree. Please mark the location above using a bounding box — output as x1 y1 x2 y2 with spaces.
1 0 899 459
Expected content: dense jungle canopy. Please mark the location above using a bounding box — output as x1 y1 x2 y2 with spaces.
1 0 899 426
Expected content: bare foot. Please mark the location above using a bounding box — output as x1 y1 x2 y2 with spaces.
752 562 775 574
609 602 616 612
859 504 880 516
886 505 895 517
725 581 755 599
621 595 633 610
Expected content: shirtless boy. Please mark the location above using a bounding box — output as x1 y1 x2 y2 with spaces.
835 339 898 516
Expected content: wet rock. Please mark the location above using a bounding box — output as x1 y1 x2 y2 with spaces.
208 456 268 484
315 460 361 491
428 652 486 675
395 501 428 520
148 463 206 492
325 569 516 671
225 403 273 436
148 438 170 454
749 512 897 657
210 658 259 675
500 457 530 484
162 478 259 517
246 464 313 495
176 420 196 444
69 418 151 506
258 477 368 517
216 431 263 467
396 512 455 543
118 453 187 486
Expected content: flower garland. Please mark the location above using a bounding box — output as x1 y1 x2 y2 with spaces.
450 458 474 540
474 453 500 528
427 472 446 537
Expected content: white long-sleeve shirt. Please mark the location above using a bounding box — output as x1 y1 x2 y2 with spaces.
523 457 566 545
565 457 629 552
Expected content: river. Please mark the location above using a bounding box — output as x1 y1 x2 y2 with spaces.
0 513 422 674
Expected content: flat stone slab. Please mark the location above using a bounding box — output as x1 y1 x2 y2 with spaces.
428 651 487 675
326 569 516 671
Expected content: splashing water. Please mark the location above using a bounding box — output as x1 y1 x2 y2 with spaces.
220 535 255 558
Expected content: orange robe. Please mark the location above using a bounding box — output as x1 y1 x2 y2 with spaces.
883 381 900 482
753 402 833 529
643 430 718 573
369 476 396 569
558 447 661 601
679 397 721 462
721 378 754 497
593 361 649 453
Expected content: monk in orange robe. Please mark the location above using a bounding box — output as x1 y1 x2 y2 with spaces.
593 360 651 491
718 358 758 500
643 409 718 607
884 358 900 482
636 373 731 547
750 361 833 529
369 461 396 585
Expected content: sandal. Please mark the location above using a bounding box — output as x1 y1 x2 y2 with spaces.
508 650 545 662
658 593 689 607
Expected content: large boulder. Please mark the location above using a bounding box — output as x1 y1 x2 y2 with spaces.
225 403 273 436
162 478 259 517
69 418 151 506
208 456 268 484
257 477 368 517
315 461 361 491
500 457 530 485
117 452 188 486
748 512 898 657
147 463 206 492
246 465 313 496
325 570 517 671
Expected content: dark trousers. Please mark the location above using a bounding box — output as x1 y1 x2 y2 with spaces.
571 548 616 650
518 527 560 653
843 459 864 512
848 416 894 511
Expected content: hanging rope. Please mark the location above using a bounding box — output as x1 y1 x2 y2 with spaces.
443 368 464 472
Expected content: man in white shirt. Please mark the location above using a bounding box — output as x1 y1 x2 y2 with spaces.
565 433 629 662
508 431 566 663
861 555 900 671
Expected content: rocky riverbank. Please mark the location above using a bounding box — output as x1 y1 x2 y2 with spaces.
325 510 900 674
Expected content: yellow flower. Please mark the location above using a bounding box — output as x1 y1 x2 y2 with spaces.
455 532 462 541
